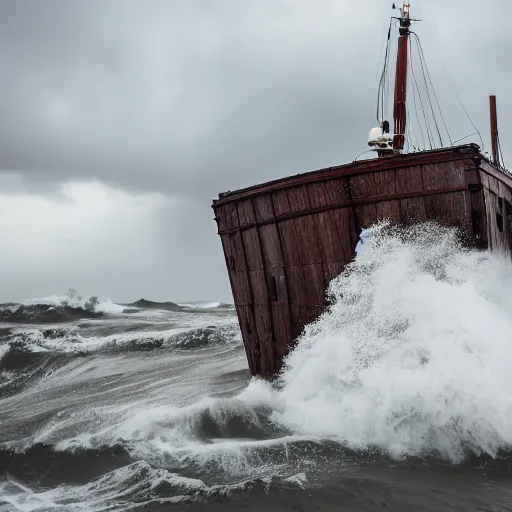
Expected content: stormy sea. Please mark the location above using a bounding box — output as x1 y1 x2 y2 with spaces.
2 223 512 511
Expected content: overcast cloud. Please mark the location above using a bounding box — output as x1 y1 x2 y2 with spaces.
0 0 510 303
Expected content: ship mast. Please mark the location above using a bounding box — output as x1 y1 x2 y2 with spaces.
393 2 411 152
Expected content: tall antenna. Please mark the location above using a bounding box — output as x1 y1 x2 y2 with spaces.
393 3 412 152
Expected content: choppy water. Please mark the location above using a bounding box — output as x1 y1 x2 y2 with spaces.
2 223 512 511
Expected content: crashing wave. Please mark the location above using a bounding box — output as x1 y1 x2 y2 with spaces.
0 289 125 324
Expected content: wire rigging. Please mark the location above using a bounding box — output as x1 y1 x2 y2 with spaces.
409 32 444 148
437 55 485 152
374 9 481 157
410 32 453 147
409 38 434 149
376 20 393 123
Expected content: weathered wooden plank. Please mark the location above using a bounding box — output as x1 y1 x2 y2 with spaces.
425 192 469 229
300 306 324 328
307 181 328 208
324 178 351 204
303 264 325 306
278 220 303 266
231 271 252 305
259 224 284 268
273 189 292 216
480 160 512 190
271 305 293 363
227 231 246 272
396 165 422 193
323 260 346 285
465 168 480 186
499 181 512 202
287 186 310 212
332 208 357 259
314 211 345 262
249 269 268 305
224 204 239 230
483 188 496 250
422 161 464 190
492 194 506 252
242 228 263 270
254 195 274 223
488 175 501 196
350 173 376 199
469 189 487 248
220 234 235 272
287 265 307 338
269 267 288 305
376 200 401 223
215 204 228 232
213 146 481 207
373 169 396 195
399 197 427 223
258 337 275 378
355 203 378 229
480 172 490 190
293 216 322 264
238 305 258 375
237 199 255 227
504 199 512 254
254 305 273 342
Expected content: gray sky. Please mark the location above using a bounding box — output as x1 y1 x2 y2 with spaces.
0 0 509 303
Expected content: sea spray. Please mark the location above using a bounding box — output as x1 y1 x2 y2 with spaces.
259 222 512 461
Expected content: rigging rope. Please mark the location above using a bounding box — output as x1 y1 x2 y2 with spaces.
376 20 393 123
411 32 452 147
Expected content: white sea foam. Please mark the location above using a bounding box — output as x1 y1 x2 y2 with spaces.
21 293 126 314
0 457 300 511
178 301 222 309
266 222 512 461
7 313 240 354
5 221 512 512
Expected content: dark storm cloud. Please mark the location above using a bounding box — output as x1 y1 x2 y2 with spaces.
0 0 510 302
2 0 510 198
0 1 386 194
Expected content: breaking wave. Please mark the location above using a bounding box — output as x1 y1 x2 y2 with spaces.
5 222 512 510
0 290 125 324
267 221 512 462
0 291 235 324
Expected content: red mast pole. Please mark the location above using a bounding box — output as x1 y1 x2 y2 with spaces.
489 95 500 166
393 3 411 152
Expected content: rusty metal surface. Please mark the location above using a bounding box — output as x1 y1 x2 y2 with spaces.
213 146 512 378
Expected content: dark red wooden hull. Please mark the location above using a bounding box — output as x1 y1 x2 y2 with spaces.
212 144 512 378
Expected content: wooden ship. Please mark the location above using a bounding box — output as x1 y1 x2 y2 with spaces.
212 3 511 378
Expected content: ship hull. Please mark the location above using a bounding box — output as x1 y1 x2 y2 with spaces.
212 144 512 378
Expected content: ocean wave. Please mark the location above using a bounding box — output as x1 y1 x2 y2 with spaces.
0 456 305 512
0 321 242 391
20 291 125 314
0 290 126 324
1 322 240 356
7 223 512 470
1 292 235 323
0 303 105 324
266 222 512 463
178 301 235 310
